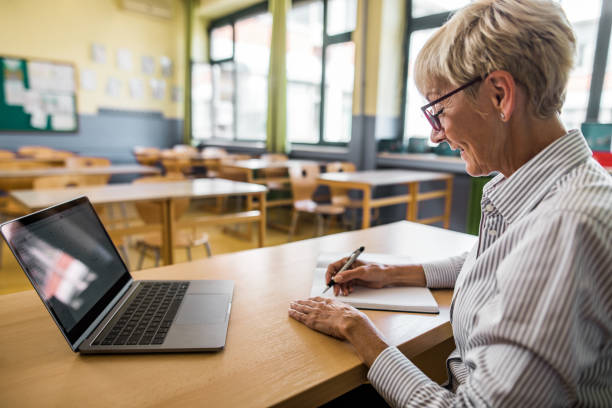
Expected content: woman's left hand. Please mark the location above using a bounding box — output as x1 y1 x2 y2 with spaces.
288 296 365 340
288 297 389 366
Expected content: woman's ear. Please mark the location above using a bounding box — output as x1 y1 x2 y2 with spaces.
486 70 516 122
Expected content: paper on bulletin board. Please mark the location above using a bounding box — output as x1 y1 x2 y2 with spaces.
23 90 42 114
30 111 47 129
54 65 75 93
51 114 76 131
4 80 26 105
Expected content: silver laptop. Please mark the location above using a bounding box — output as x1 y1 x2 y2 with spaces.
0 196 233 354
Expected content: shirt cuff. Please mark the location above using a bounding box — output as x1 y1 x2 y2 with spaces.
367 346 433 407
422 255 463 288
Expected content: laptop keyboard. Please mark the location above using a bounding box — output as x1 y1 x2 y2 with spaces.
94 281 190 346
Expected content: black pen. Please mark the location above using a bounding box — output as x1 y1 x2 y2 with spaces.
322 246 365 294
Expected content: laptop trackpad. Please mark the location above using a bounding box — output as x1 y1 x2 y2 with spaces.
175 294 229 325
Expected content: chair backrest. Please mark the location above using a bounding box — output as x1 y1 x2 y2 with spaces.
0 149 15 159
261 153 288 162
17 146 55 157
325 162 356 206
64 157 112 184
325 161 356 173
172 144 198 156
202 147 227 157
132 174 190 223
17 146 74 159
133 146 161 166
65 156 111 167
288 164 320 202
161 151 192 176
32 175 98 189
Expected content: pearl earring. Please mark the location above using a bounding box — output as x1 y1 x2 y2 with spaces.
500 112 505 120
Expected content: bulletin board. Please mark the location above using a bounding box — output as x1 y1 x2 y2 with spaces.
0 56 78 133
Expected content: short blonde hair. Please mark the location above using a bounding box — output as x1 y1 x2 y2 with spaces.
414 0 576 118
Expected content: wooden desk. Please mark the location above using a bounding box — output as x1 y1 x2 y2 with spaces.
318 169 454 229
0 221 476 407
10 178 268 265
0 164 160 191
221 159 319 208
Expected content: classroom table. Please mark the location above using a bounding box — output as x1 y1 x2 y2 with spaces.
318 169 454 229
0 164 160 191
0 221 476 407
10 178 268 265
220 159 320 208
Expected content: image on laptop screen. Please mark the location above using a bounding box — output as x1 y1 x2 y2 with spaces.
3 199 128 333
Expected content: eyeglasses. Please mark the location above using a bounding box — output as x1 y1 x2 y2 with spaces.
420 77 483 131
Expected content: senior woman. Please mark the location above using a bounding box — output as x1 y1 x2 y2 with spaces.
288 0 612 406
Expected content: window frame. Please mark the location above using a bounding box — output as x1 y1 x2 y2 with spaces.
201 0 356 146
397 0 612 147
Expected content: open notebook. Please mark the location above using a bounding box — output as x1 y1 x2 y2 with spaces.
310 253 439 313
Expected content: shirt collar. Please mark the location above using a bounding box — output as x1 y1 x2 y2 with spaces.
482 129 592 224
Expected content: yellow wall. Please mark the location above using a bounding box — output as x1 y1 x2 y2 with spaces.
0 0 185 119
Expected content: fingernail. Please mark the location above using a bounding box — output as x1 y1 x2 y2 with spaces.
333 276 341 283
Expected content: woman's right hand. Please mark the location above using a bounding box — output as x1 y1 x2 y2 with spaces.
325 258 394 296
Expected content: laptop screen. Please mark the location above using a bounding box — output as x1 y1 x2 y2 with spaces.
0 197 130 346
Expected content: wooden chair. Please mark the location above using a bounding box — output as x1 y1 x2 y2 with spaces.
65 156 111 167
161 150 193 177
133 146 161 166
325 161 379 228
17 146 74 159
132 175 212 269
0 149 15 159
17 146 55 157
65 156 112 185
288 164 345 239
172 144 198 156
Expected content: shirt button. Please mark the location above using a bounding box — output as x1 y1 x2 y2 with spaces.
488 229 497 236
485 204 494 212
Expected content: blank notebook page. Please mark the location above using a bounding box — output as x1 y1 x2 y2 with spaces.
310 253 439 313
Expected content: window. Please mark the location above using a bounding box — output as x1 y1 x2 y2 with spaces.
397 0 612 151
196 4 271 143
287 0 357 145
194 0 357 145
558 0 602 130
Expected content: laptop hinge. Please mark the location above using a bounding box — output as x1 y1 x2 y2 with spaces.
72 278 135 351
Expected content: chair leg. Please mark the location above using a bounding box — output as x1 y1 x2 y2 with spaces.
119 244 130 270
204 241 212 257
137 245 146 270
186 246 192 261
316 214 324 237
154 248 160 267
288 210 299 241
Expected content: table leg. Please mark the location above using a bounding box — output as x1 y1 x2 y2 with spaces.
408 182 418 221
443 177 453 229
161 199 175 265
361 187 371 229
258 191 266 247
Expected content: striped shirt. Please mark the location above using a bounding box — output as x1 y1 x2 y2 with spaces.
368 129 612 407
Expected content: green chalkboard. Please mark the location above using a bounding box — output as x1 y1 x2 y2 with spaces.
0 56 78 133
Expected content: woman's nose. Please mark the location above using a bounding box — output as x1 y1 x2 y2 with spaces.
430 128 445 144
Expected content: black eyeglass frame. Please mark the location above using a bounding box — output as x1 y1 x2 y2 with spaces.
420 76 483 131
